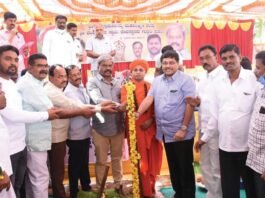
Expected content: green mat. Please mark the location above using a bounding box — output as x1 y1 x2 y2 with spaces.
77 189 133 198
160 186 247 198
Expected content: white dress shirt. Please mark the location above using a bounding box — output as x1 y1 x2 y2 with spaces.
0 29 25 49
0 78 49 155
201 68 257 152
197 66 226 133
85 36 115 71
42 28 68 66
64 34 83 67
64 83 92 140
0 115 12 176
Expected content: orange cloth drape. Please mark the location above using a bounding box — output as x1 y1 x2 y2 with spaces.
121 80 162 197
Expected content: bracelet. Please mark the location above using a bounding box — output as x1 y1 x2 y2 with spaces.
95 105 102 113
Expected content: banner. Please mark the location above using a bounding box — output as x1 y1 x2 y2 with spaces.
77 22 191 62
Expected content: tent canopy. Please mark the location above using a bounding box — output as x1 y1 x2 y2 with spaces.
0 0 265 23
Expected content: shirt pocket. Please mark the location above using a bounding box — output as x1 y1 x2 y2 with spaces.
168 89 183 105
238 90 255 113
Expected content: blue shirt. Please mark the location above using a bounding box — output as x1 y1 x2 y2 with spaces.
64 83 92 140
17 73 53 151
148 71 196 143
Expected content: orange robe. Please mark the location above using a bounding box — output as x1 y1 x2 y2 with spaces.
121 80 163 197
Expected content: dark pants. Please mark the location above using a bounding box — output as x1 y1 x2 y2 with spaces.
219 149 255 198
10 147 27 198
48 141 67 198
67 139 91 198
164 138 195 198
248 167 265 198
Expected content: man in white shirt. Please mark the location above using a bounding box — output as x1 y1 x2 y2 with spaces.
196 44 257 198
65 23 83 68
0 46 59 198
0 88 16 198
86 23 116 76
0 12 26 77
0 12 25 51
188 45 225 198
42 15 68 66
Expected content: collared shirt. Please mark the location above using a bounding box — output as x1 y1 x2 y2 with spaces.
201 68 257 152
0 77 48 155
44 81 86 143
42 28 68 66
246 87 265 174
17 72 53 152
0 29 25 49
64 33 83 67
0 116 12 176
197 66 226 133
86 73 124 136
148 71 196 143
85 36 115 71
64 83 92 140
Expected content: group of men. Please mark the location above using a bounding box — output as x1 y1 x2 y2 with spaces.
0 11 265 198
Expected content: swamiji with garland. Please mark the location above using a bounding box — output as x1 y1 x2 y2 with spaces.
121 59 163 197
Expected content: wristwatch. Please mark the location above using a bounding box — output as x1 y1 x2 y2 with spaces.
180 125 188 131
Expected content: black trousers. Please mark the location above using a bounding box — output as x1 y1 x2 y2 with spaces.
67 138 91 198
248 167 265 198
10 147 27 198
219 149 256 198
164 138 195 198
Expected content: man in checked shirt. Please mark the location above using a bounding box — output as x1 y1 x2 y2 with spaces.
246 50 265 198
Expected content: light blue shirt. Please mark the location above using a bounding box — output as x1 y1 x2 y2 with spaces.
17 73 53 151
148 71 196 143
64 83 92 140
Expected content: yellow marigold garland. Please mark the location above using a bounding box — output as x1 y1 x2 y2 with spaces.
125 81 141 198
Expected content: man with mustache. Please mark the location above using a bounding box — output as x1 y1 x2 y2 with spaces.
132 41 143 59
45 64 118 198
166 23 191 60
0 12 25 51
64 65 97 197
86 54 125 192
86 23 116 76
195 44 257 198
137 50 196 198
0 85 17 198
146 34 162 61
0 12 26 79
17 54 88 198
0 46 59 198
188 45 225 198
42 15 69 66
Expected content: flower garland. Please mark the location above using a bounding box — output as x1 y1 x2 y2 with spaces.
125 81 141 197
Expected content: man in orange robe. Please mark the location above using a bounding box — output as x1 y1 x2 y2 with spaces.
121 59 163 197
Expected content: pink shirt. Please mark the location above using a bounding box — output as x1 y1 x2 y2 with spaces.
0 29 25 50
